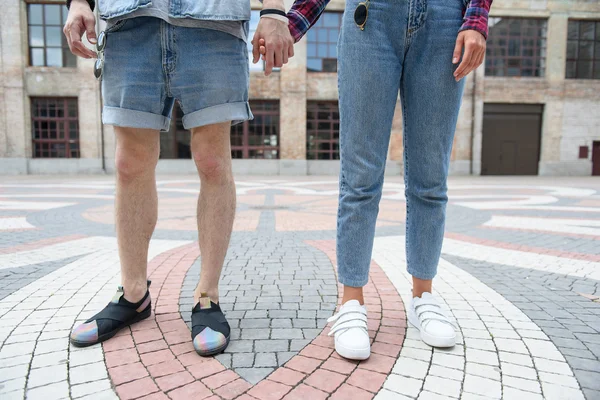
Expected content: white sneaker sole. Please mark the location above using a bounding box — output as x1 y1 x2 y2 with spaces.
408 307 456 348
334 340 371 361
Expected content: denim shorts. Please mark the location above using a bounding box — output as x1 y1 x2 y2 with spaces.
101 17 252 131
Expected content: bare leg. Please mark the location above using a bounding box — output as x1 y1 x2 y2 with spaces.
190 122 236 304
342 286 365 305
114 127 160 303
412 277 433 298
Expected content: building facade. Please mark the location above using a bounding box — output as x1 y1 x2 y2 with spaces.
1 0 599 175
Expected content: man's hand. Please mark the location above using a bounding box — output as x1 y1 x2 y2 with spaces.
63 0 97 59
452 30 486 82
252 17 294 76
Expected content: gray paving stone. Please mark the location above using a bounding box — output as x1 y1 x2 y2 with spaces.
292 319 316 328
271 329 304 339
232 353 254 368
239 319 271 328
565 356 600 372
254 353 277 367
235 368 274 385
276 352 296 366
224 340 253 353
269 310 296 318
254 340 289 352
574 370 600 391
214 353 232 369
271 318 292 328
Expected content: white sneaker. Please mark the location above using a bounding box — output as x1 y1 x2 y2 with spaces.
327 300 370 360
408 292 456 348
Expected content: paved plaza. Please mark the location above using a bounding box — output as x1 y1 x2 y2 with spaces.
0 175 599 400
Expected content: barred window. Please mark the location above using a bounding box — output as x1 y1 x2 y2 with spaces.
31 98 80 158
485 18 547 77
566 20 600 79
307 102 339 160
231 101 280 159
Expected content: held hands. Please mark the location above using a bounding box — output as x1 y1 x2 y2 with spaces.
252 17 295 76
452 30 486 82
63 0 97 58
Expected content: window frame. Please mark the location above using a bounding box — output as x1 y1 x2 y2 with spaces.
27 2 76 68
31 97 80 159
231 101 280 159
307 12 343 73
306 101 340 160
565 19 600 80
485 17 548 78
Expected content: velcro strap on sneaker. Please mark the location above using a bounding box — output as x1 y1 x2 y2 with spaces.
327 305 367 323
327 306 368 337
328 319 368 336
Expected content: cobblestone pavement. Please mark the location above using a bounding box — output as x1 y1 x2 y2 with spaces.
0 176 599 400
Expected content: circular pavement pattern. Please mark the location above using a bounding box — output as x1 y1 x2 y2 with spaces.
0 176 599 400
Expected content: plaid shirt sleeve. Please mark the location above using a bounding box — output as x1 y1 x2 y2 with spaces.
286 0 331 42
259 0 330 43
458 0 493 39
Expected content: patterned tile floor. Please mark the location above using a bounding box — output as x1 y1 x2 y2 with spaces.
0 176 599 400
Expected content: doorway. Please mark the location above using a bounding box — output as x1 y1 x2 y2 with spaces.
481 104 543 175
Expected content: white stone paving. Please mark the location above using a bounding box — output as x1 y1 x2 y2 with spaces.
0 217 35 231
483 216 600 237
441 238 600 281
0 237 190 399
0 201 76 210
372 235 586 400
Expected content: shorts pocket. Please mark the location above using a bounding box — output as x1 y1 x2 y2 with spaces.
105 19 128 34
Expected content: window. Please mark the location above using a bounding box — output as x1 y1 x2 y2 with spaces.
307 102 339 160
231 101 280 159
28 4 76 67
31 98 79 158
485 18 547 77
159 103 191 159
566 20 600 79
307 12 342 72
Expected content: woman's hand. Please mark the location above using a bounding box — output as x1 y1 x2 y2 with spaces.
452 30 486 82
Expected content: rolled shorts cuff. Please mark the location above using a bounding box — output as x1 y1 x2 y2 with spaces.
182 101 253 129
103 106 171 131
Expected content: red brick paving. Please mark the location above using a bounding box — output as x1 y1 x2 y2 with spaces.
101 239 406 399
248 380 292 400
330 384 374 400
202 370 239 390
214 379 253 399
346 369 388 393
267 368 306 386
303 369 346 393
283 384 328 400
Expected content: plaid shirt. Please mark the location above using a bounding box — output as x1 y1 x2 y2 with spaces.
284 0 493 42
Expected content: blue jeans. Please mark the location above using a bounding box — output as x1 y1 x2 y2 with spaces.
336 0 467 287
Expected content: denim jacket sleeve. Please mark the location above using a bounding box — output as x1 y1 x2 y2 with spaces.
459 0 493 39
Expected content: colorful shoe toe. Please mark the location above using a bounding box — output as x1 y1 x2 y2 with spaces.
191 294 230 356
70 281 152 347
